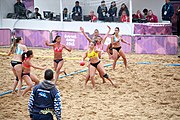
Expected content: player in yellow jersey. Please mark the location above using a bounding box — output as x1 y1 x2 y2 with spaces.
82 41 116 88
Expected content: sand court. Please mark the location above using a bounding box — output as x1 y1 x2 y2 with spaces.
0 47 180 120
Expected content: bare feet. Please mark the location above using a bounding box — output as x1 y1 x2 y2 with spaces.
12 90 16 94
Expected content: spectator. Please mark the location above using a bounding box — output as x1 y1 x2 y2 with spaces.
97 0 108 21
90 10 98 22
133 10 144 19
31 7 42 19
146 10 158 23
118 3 129 17
63 8 68 20
162 0 174 22
143 8 148 18
120 10 129 22
108 1 117 22
14 0 26 18
176 6 180 36
72 1 82 21
28 69 61 120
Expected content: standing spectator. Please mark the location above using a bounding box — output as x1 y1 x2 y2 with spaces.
97 0 108 21
72 1 82 21
133 10 144 19
162 0 174 22
176 6 180 36
120 10 129 22
28 69 61 120
118 3 129 17
14 0 26 18
90 10 98 22
142 8 148 19
108 1 117 22
31 7 42 19
146 10 158 23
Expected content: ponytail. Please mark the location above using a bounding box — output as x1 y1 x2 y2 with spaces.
10 37 22 53
22 52 27 61
22 50 33 61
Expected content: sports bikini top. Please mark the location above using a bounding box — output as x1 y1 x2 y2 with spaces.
87 49 98 58
114 35 121 42
54 44 63 52
23 58 31 69
15 44 24 55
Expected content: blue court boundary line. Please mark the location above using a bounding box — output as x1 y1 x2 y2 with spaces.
0 61 179 97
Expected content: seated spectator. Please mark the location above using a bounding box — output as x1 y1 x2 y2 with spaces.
63 8 69 20
14 0 26 18
72 1 82 21
118 3 129 17
97 0 108 21
143 8 148 18
146 10 158 23
90 10 97 22
120 10 129 22
31 7 42 19
133 10 144 20
108 1 117 22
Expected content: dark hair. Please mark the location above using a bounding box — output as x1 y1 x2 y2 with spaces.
92 40 97 46
52 35 61 43
44 69 54 80
10 37 22 53
35 7 39 11
64 8 67 11
75 1 79 4
121 3 127 8
22 50 33 61
109 43 112 48
143 8 148 13
115 27 119 31
101 0 105 3
112 27 120 35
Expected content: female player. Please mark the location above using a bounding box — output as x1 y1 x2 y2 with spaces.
111 27 130 70
80 26 111 83
7 37 28 96
82 41 116 88
45 35 71 84
21 50 46 96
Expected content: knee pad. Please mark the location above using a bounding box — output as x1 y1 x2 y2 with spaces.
103 74 109 79
16 76 19 81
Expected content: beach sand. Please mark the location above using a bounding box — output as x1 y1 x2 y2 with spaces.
0 47 180 120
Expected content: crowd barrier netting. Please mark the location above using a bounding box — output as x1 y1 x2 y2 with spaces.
134 35 178 55
0 29 11 46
